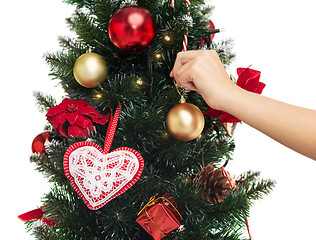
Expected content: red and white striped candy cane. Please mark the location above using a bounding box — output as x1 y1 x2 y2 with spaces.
170 0 175 8
170 0 191 51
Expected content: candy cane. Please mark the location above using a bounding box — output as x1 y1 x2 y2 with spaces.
183 0 190 51
170 0 174 8
171 0 191 51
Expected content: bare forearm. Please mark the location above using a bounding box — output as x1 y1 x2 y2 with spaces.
171 50 316 160
220 86 316 160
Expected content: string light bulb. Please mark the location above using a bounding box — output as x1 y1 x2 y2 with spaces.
136 78 143 85
162 132 168 139
155 53 162 59
95 93 102 99
164 35 171 42
183 176 190 184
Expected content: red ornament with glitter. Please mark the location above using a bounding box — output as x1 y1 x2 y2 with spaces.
204 67 266 123
136 192 182 240
108 6 157 52
46 98 110 138
32 131 62 157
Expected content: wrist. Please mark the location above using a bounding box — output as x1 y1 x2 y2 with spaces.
203 82 242 111
219 83 244 112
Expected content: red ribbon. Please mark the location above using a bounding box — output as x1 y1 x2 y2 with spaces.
18 206 55 227
235 180 252 239
245 218 251 239
103 103 122 153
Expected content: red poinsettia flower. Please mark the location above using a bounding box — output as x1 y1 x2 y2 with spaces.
204 67 266 123
46 98 110 138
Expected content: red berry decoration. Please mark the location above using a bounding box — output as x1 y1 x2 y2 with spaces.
31 131 61 157
108 7 156 52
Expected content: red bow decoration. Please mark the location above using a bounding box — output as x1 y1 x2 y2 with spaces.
18 206 55 227
204 67 266 123
46 98 110 138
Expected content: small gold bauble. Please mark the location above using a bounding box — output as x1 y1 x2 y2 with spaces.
73 52 108 88
166 102 205 141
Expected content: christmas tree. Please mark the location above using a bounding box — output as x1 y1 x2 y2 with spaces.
21 0 275 239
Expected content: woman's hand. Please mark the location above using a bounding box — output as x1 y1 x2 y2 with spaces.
170 49 316 160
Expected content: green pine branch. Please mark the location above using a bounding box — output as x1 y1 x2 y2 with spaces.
33 91 57 113
212 38 236 67
238 171 276 202
30 141 68 185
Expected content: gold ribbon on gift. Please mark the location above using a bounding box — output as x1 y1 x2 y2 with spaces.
137 196 183 237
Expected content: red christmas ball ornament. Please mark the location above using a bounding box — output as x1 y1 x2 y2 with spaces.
108 7 156 52
208 20 216 41
31 131 61 157
199 19 216 46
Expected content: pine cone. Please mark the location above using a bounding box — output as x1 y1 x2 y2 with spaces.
194 165 232 204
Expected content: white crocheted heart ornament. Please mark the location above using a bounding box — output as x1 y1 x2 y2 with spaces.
64 142 143 210
63 104 144 210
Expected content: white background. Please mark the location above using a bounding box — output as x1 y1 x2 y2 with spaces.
1 0 316 239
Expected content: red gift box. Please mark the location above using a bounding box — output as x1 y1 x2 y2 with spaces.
136 193 182 240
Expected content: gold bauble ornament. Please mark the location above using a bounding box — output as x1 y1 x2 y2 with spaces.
73 52 108 88
166 100 205 141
